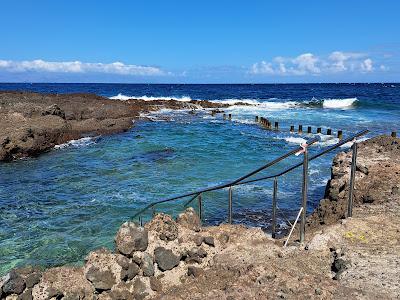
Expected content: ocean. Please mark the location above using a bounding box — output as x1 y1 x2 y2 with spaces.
0 83 399 274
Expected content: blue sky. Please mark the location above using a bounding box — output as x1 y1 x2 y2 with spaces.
0 0 399 83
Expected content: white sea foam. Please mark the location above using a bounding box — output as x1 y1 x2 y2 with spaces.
283 136 308 144
54 137 97 149
210 98 299 109
109 93 192 102
322 97 358 109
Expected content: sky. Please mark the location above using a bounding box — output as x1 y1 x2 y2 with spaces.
0 0 399 83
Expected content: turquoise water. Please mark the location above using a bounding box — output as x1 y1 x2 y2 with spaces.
0 83 399 274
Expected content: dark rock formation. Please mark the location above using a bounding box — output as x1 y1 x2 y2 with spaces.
154 247 181 271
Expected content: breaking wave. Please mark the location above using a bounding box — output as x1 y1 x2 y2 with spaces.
109 94 358 110
109 94 192 102
54 137 97 150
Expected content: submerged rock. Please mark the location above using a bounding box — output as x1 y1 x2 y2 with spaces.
115 222 149 255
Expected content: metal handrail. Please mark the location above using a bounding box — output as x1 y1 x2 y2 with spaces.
132 137 319 219
233 129 369 186
132 129 369 237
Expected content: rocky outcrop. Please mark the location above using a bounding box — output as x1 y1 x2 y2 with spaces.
0 92 229 161
307 135 400 228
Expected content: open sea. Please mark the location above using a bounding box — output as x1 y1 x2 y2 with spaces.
0 83 399 274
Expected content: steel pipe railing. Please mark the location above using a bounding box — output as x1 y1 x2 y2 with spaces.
132 129 369 242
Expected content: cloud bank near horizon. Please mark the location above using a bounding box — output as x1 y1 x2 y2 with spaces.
0 59 165 76
0 51 393 83
250 51 385 76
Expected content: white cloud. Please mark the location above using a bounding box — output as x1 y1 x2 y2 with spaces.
250 51 378 76
360 58 373 72
0 59 165 76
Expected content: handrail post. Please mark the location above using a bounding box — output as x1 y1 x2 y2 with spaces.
347 141 358 217
272 177 278 239
198 193 202 224
228 186 233 224
300 147 309 243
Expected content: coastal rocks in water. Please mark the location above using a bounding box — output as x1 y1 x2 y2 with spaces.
176 207 201 232
145 213 178 242
115 222 149 255
154 247 181 271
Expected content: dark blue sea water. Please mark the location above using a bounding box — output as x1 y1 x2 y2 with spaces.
0 83 399 274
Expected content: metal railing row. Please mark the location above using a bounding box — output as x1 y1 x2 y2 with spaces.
132 129 369 243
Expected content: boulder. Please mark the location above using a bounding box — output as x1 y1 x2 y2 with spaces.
141 253 155 277
145 213 178 242
85 266 116 291
203 236 215 247
121 263 139 282
24 273 41 289
17 288 32 300
2 270 26 295
115 222 148 256
154 247 181 271
185 247 207 264
176 207 201 232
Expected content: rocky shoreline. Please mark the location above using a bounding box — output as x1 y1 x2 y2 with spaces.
0 91 225 161
1 135 399 299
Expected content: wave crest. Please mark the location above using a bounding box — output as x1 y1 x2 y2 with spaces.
109 93 192 102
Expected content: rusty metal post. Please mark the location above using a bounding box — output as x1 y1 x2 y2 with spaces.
272 177 278 239
392 132 397 138
139 216 143 227
275 122 279 130
298 125 303 134
327 128 332 135
152 205 156 217
347 142 358 218
228 186 233 224
198 193 203 224
228 114 232 120
338 130 343 140
317 127 322 134
300 147 309 243
223 114 226 120
255 116 259 122
307 126 312 134
290 125 295 133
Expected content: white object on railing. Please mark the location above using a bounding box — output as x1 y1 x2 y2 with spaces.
284 207 303 247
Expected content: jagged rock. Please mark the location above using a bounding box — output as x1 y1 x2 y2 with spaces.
41 104 66 119
141 253 155 277
132 278 149 300
2 270 26 295
203 236 215 247
176 207 201 232
187 266 204 277
24 273 41 289
17 288 32 300
145 213 178 242
154 247 181 271
115 222 148 255
149 277 162 292
86 266 116 291
185 247 208 264
116 255 131 270
193 235 204 246
121 263 139 281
